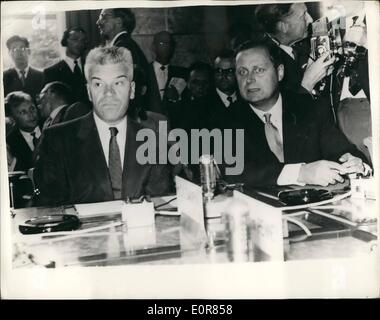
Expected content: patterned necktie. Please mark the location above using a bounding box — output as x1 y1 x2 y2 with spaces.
159 65 167 99
227 96 233 107
74 60 83 81
109 127 122 200
30 131 38 149
20 70 26 87
264 113 284 163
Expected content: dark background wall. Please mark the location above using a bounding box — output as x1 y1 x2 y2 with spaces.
66 3 321 67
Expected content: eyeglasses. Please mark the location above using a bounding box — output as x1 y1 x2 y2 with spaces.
10 47 28 54
214 68 235 76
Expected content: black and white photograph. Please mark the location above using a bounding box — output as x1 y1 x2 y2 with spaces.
1 0 379 299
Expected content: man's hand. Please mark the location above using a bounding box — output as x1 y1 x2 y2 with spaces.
298 160 345 186
339 152 365 175
301 51 336 93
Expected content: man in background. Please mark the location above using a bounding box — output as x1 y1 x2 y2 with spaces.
3 36 45 103
208 49 240 129
146 31 188 115
44 27 89 104
5 91 41 172
96 8 149 80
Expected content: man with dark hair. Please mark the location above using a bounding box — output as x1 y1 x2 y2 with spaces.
146 31 188 115
208 49 240 129
34 46 171 206
5 91 41 172
37 81 75 129
255 3 334 96
96 8 149 80
168 61 214 130
3 35 45 102
229 39 369 187
43 27 89 103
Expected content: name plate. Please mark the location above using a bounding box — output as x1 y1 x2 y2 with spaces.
176 176 207 248
233 191 284 261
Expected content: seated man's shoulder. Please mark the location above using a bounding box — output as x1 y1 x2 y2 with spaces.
138 111 168 132
45 112 92 137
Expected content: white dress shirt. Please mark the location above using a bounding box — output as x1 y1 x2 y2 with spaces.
63 54 83 73
153 61 169 99
20 126 41 151
249 94 305 186
216 88 237 107
93 113 127 169
15 66 30 80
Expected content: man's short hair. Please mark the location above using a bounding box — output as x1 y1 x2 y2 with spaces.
189 61 213 78
61 27 86 47
215 48 235 64
112 8 136 34
235 38 284 68
6 35 30 50
84 46 134 81
44 81 74 104
255 4 293 34
5 91 33 116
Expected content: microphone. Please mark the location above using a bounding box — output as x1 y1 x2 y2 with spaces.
199 155 218 199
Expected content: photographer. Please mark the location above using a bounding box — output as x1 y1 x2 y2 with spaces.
331 4 372 163
255 3 336 117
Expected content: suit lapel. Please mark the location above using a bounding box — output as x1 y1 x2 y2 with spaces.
282 96 302 162
122 118 149 199
76 114 113 199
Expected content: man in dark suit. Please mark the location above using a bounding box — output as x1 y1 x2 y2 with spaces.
34 46 172 206
227 40 369 188
96 8 149 81
6 91 41 172
254 3 335 113
43 27 89 104
3 36 45 103
146 31 188 115
208 49 240 129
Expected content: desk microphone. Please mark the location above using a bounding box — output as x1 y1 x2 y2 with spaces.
199 155 218 199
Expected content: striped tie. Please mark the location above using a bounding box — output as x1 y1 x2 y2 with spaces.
108 127 122 199
264 113 284 163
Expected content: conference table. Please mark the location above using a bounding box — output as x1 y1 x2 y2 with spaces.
10 181 378 268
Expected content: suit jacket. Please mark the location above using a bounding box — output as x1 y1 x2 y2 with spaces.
146 62 189 115
207 90 240 129
6 126 39 171
43 60 89 103
34 112 172 206
3 67 45 101
114 33 149 78
226 91 366 187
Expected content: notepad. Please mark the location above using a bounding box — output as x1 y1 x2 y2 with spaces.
75 200 125 218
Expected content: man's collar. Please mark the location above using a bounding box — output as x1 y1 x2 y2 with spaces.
93 112 127 131
109 31 128 46
49 104 68 121
15 66 29 76
216 88 237 105
249 93 282 120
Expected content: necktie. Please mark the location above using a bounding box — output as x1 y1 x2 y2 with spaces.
158 65 167 99
108 127 122 199
43 116 52 130
30 131 38 149
264 113 284 163
74 60 83 81
226 96 233 107
20 70 26 87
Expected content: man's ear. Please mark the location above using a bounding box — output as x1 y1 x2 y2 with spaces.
129 81 135 100
86 84 92 102
277 64 285 82
276 20 288 34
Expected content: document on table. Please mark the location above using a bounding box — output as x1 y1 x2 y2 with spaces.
74 200 125 218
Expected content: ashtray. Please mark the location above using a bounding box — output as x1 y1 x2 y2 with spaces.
278 189 333 206
19 214 81 234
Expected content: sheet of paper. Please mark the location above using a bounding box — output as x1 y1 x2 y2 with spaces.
74 200 125 217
